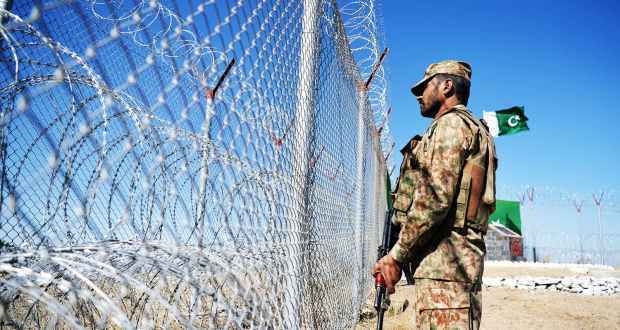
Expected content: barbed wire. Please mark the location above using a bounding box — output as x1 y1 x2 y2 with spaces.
499 184 619 266
522 233 620 267
498 184 619 212
340 0 394 167
0 0 391 328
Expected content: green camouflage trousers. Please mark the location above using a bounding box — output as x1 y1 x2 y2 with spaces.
414 279 481 330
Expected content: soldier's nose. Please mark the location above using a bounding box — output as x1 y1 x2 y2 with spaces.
416 96 423 102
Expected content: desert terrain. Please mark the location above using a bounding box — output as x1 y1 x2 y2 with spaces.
357 262 620 329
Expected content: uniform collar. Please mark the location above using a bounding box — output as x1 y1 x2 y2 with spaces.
433 104 470 122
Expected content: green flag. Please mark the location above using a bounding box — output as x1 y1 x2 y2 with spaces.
483 106 529 137
488 200 522 235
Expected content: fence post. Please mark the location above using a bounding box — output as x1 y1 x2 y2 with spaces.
352 47 387 314
196 59 234 249
195 95 213 249
353 83 369 311
289 0 321 327
592 191 605 265
572 199 584 263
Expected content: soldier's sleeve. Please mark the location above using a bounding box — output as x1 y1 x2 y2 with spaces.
389 114 472 263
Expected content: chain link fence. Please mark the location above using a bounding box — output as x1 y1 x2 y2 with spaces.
0 0 391 328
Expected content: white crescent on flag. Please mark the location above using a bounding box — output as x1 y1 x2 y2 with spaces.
507 115 521 127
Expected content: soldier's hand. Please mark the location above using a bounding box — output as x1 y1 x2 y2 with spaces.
372 254 402 294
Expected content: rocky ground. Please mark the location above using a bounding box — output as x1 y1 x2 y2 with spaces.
357 262 620 329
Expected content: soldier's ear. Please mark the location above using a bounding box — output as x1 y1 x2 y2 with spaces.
441 78 454 97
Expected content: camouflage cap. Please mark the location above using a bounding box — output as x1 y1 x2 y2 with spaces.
411 60 472 96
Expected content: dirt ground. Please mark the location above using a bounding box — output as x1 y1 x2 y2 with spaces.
357 264 620 329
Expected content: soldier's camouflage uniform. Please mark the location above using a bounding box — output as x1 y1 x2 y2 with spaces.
389 103 497 330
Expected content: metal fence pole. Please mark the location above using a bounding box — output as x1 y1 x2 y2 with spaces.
353 84 368 309
597 206 604 265
593 191 605 265
196 95 214 249
196 59 234 249
289 0 321 327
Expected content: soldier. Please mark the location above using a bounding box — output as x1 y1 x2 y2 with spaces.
372 60 497 329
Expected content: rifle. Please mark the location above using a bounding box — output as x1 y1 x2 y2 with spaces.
374 207 416 329
373 208 396 330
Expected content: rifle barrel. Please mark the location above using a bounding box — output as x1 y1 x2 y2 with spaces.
376 310 384 330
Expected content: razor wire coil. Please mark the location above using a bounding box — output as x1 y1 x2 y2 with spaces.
0 0 391 328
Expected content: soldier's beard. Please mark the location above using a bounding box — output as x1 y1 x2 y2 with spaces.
419 85 442 118
420 98 441 118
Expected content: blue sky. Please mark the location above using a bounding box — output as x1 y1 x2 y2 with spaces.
381 0 620 256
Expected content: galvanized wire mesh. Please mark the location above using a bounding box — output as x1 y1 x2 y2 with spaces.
0 0 390 328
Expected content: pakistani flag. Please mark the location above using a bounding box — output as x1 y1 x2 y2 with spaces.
483 106 529 137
